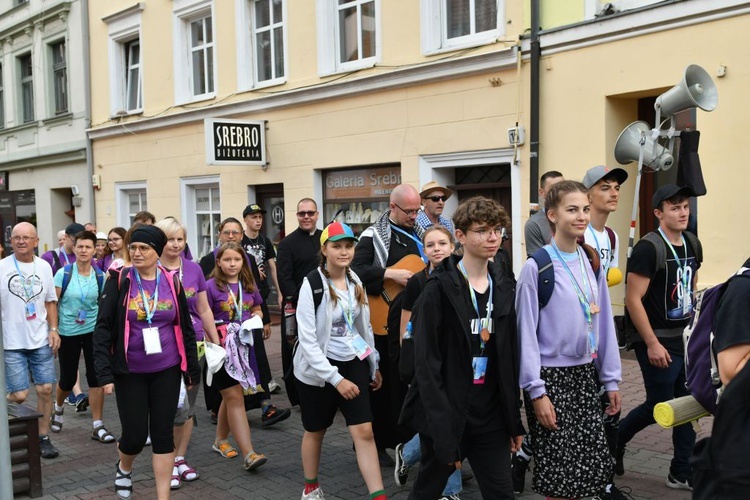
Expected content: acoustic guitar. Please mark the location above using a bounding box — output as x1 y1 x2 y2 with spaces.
368 254 426 335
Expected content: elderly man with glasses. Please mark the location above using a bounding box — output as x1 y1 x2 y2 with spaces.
351 184 426 467
415 181 455 234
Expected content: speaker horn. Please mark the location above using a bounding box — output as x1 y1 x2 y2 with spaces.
614 121 675 171
655 64 718 117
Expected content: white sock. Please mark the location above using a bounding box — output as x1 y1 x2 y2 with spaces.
175 455 185 462
93 420 103 429
54 403 64 413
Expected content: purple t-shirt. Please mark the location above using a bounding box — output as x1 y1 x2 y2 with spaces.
42 248 76 275
206 279 263 325
164 260 207 341
126 270 181 373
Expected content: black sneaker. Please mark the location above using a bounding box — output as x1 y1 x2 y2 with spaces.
666 472 692 490
594 484 634 500
39 435 59 459
511 453 529 494
261 405 291 427
393 443 409 486
615 443 625 476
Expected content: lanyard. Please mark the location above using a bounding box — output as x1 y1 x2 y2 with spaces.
658 227 690 293
550 241 598 355
587 225 611 273
157 258 183 282
457 260 493 348
332 276 356 335
390 224 426 263
134 268 161 326
228 283 243 323
59 247 70 266
74 265 89 306
12 255 36 300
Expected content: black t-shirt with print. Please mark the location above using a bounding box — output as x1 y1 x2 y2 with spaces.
242 233 276 294
466 286 503 432
627 232 701 331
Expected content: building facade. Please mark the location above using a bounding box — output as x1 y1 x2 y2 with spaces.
0 0 94 254
87 0 749 289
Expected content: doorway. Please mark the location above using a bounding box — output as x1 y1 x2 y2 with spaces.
255 183 284 314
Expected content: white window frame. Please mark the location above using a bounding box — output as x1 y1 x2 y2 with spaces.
180 176 221 260
236 0 288 91
316 0 381 77
420 0 504 55
104 4 144 116
173 0 216 105
115 181 148 228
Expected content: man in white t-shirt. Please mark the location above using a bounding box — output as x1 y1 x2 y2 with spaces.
2 222 60 458
582 165 629 276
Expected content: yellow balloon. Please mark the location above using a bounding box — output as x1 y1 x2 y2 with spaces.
607 267 623 287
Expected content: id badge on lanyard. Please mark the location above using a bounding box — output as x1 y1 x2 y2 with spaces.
143 327 163 355
349 333 373 361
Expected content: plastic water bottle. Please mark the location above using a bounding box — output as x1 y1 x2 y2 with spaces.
403 321 413 340
284 300 297 347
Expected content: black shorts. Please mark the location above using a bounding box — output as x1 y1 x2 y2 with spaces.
295 357 373 432
204 362 239 392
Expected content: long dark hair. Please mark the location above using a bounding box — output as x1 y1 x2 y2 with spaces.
211 242 256 293
103 227 127 258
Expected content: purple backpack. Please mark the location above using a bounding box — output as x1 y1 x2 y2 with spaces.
683 267 750 414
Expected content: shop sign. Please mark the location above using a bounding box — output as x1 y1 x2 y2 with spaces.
324 166 401 199
205 118 266 166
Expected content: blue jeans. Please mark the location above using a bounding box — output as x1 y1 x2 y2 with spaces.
618 342 695 477
4 345 56 394
403 434 462 495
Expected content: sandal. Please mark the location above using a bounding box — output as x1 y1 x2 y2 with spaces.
176 458 199 482
243 451 267 471
50 407 64 433
171 464 181 490
92 424 116 443
212 439 238 459
115 460 133 499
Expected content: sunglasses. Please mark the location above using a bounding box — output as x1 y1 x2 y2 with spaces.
426 195 448 202
297 211 317 218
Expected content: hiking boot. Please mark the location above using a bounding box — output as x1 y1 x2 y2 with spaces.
666 472 693 490
511 453 530 494
261 405 291 427
615 443 625 476
393 442 410 486
39 435 59 459
594 484 634 500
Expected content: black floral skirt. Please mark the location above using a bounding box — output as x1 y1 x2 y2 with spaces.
524 362 612 498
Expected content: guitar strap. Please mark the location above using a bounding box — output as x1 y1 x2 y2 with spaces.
390 225 426 263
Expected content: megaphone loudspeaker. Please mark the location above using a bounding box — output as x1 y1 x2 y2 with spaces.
655 64 718 117
614 121 674 171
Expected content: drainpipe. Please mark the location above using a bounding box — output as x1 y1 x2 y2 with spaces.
529 0 541 206
82 0 96 225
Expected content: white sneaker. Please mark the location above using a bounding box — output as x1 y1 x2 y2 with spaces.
269 379 282 393
301 486 326 499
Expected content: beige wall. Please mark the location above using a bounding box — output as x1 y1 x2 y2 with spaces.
534 13 750 287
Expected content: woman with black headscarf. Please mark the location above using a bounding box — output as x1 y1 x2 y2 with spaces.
94 224 200 499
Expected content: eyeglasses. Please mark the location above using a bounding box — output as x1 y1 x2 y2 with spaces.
426 195 448 202
296 211 317 218
128 244 153 254
108 237 122 243
468 227 505 241
11 235 35 242
393 203 420 218
221 230 242 236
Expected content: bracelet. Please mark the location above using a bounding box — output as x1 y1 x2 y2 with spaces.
531 393 547 402
49 327 58 332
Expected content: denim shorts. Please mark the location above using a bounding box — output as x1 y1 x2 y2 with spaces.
4 345 57 394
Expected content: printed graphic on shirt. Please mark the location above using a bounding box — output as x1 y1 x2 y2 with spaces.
8 273 43 303
183 285 197 300
128 292 174 321
663 256 697 321
331 312 348 337
244 241 266 274
218 296 255 321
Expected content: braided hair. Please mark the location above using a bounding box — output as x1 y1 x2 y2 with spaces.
318 252 366 306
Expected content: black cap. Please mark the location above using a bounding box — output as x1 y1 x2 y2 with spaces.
129 225 168 257
652 184 696 208
242 204 267 218
65 223 86 236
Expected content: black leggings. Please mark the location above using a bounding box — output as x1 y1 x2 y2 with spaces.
58 333 98 391
114 365 181 455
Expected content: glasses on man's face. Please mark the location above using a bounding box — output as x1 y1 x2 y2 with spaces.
221 230 242 236
11 235 35 243
426 195 448 203
296 211 317 218
393 203 420 218
108 237 122 243
468 226 505 241
128 244 153 254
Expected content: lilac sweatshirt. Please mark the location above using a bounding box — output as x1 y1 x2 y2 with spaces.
516 246 621 399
